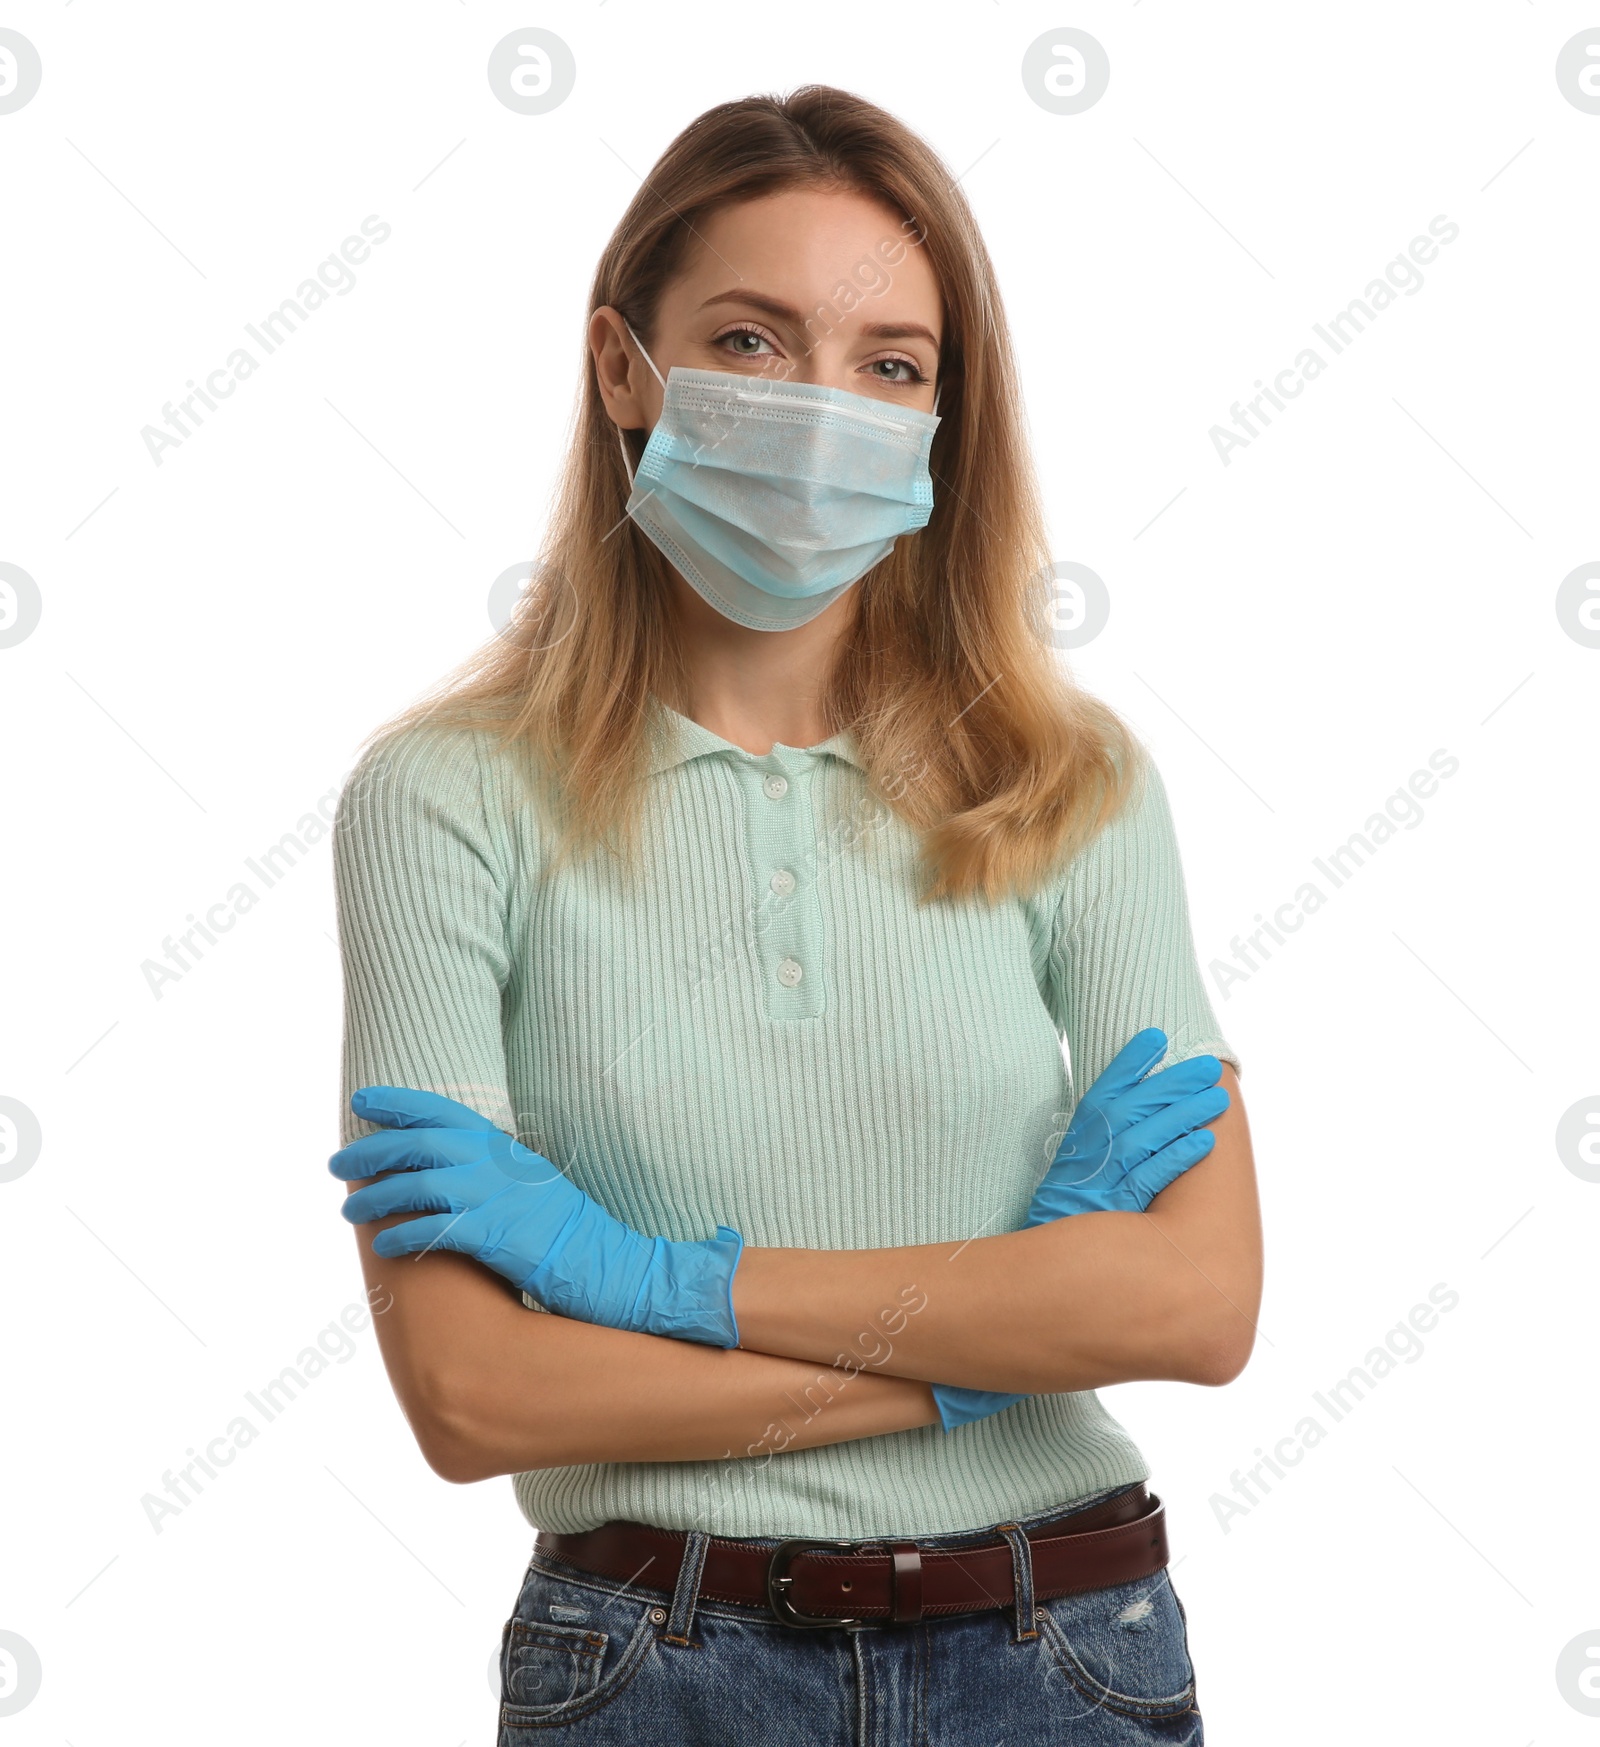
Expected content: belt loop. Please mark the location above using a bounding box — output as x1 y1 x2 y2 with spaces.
996 1523 1037 1643
662 1530 711 1647
889 1541 924 1624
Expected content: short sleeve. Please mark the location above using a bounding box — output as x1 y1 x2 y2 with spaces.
333 725 515 1147
1042 748 1240 1100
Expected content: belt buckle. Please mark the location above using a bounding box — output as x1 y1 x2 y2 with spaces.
766 1537 869 1629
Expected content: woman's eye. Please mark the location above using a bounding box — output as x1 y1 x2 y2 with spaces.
715 326 777 358
865 356 927 385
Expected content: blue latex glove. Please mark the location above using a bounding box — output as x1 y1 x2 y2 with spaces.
330 1087 744 1347
932 1028 1230 1432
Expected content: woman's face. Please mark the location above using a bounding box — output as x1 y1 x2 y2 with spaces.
593 184 944 435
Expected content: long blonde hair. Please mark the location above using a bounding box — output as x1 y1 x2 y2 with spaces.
375 84 1141 904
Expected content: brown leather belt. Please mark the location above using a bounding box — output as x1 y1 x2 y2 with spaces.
535 1483 1167 1629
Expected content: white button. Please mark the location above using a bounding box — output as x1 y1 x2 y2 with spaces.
777 957 803 988
770 869 796 897
762 773 789 800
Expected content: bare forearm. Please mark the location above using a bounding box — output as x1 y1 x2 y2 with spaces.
732 1214 1199 1393
449 1292 938 1481
354 1220 938 1484
732 1065 1262 1392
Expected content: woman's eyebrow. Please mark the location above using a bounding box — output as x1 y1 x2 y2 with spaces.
856 320 939 347
696 289 807 327
695 289 939 349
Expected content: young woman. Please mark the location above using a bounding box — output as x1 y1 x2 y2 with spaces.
330 86 1260 1746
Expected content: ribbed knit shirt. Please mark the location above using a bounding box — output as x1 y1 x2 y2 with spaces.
333 699 1240 1540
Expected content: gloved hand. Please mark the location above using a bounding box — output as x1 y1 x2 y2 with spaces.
330 1086 744 1347
1028 1030 1230 1220
932 1028 1229 1432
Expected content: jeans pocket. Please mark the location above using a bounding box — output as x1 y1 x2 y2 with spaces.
1034 1572 1198 1721
498 1562 660 1734
503 1618 609 1709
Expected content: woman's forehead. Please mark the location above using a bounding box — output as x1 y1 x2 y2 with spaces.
663 187 942 334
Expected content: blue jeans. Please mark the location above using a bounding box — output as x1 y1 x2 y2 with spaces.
497 1483 1202 1744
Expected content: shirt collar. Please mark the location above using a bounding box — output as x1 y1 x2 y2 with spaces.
643 695 864 777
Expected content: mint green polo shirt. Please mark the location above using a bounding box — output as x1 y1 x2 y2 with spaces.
333 699 1239 1539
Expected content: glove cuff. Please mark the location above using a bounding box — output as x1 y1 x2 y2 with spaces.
931 1382 1029 1433
675 1223 744 1348
716 1223 744 1347
624 1224 746 1348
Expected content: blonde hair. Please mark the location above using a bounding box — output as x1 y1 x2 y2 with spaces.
374 84 1141 903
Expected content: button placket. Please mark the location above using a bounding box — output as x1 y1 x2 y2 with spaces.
739 749 825 1021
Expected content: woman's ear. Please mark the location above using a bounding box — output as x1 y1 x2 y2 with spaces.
589 306 651 431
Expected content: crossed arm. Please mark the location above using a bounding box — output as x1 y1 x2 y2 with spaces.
335 731 1262 1484
348 1062 1259 1485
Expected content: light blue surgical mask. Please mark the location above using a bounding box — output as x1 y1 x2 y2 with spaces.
616 322 941 632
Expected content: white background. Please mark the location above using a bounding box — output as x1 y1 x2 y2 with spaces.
3 3 1598 1741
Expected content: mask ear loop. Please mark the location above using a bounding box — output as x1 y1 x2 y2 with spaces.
615 422 638 489
623 319 668 390
615 318 668 489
